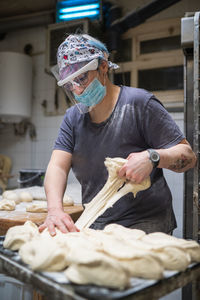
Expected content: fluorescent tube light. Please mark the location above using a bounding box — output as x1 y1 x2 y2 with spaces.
59 10 99 20
60 4 99 13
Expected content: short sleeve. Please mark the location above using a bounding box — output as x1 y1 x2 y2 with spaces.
142 96 185 149
53 111 74 153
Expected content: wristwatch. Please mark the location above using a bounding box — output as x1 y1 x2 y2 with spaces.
147 149 160 168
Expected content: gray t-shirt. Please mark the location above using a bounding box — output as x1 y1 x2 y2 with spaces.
54 86 185 232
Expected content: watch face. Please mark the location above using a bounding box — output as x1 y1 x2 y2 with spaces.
151 152 159 162
148 149 160 168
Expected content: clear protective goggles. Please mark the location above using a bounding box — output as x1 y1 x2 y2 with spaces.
51 58 98 89
51 58 100 114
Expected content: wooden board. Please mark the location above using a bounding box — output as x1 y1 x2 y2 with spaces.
0 205 83 235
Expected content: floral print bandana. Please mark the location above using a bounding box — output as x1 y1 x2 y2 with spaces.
57 34 119 72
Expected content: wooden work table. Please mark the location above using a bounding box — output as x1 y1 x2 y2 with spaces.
0 205 83 235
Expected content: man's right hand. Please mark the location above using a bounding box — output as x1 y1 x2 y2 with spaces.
38 207 79 236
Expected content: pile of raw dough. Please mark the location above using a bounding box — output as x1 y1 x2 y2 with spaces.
0 189 74 212
1 190 33 207
76 157 151 229
0 199 16 211
3 221 39 250
3 221 200 290
2 191 20 204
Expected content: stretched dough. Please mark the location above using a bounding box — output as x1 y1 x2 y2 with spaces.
0 199 16 211
26 201 47 213
76 157 151 229
3 221 39 250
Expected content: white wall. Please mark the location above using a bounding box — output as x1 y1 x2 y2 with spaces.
0 27 62 188
163 113 184 239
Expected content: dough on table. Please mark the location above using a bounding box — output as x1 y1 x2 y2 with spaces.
118 255 164 279
26 201 47 213
63 194 74 206
19 191 33 202
19 237 69 271
65 251 130 290
3 221 39 250
66 232 163 280
2 191 20 204
32 192 46 201
141 232 200 263
62 231 102 253
103 223 146 240
152 246 191 271
2 190 13 198
4 219 200 287
0 199 16 211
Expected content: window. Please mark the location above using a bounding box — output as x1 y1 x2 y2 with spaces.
138 66 183 91
113 18 184 107
115 39 132 62
140 35 181 54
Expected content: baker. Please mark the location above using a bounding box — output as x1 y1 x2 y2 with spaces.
39 33 196 236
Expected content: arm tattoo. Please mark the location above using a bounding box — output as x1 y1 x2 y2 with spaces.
169 154 192 171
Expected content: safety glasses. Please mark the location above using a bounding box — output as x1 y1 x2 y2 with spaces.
63 71 90 92
57 58 99 87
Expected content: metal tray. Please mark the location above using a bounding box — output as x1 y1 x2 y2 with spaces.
0 236 200 300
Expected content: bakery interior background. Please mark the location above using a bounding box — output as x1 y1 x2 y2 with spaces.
0 0 199 240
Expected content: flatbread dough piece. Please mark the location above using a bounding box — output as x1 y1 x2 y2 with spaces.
65 230 163 280
2 190 14 198
152 246 191 271
26 201 47 213
121 236 191 271
76 157 151 229
3 221 39 250
2 191 20 204
142 232 200 263
65 252 130 290
0 199 16 211
19 237 69 271
118 255 164 279
19 191 33 202
103 223 146 240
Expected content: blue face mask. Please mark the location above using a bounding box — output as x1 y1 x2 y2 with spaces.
73 78 106 107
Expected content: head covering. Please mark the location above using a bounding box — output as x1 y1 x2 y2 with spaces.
57 33 119 73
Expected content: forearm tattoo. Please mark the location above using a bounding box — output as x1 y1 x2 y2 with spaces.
169 154 192 171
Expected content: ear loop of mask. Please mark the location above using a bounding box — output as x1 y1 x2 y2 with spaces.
64 88 92 114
